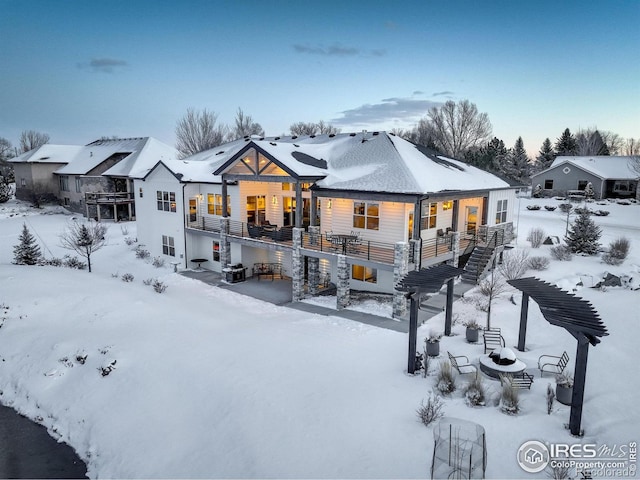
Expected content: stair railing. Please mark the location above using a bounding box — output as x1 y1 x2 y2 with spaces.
475 230 499 282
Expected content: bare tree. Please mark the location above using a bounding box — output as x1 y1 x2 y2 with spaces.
230 108 264 140
19 130 50 153
575 128 609 155
0 137 12 160
427 100 492 158
175 108 228 158
289 121 340 136
624 138 640 155
405 117 438 149
629 156 640 176
600 130 624 155
59 219 107 273
316 120 341 135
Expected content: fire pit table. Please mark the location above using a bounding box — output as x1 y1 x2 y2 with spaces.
479 347 526 379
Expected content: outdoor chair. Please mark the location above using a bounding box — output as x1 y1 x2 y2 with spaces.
538 351 569 377
483 328 505 354
499 372 534 390
247 224 263 238
447 351 477 375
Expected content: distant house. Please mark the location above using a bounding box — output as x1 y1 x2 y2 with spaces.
531 156 639 199
134 131 518 316
10 137 177 219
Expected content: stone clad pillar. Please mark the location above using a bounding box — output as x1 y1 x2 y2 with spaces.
336 255 350 310
220 217 231 267
292 227 304 301
452 231 461 268
410 238 422 270
393 241 410 318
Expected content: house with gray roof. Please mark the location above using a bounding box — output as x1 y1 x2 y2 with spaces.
134 131 518 316
531 156 639 199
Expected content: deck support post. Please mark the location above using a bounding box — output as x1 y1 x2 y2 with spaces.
292 227 304 301
393 242 410 319
336 254 350 310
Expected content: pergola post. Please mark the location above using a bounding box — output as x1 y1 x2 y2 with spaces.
570 335 590 436
517 293 529 351
407 293 419 374
444 278 454 336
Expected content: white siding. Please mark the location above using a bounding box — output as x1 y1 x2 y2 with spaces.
487 189 517 226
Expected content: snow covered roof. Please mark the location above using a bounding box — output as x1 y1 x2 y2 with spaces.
102 137 179 178
9 144 83 164
546 156 637 180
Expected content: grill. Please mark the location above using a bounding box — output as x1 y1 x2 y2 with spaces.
224 263 247 283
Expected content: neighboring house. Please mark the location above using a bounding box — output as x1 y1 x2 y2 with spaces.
531 156 639 200
10 137 178 219
134 131 517 316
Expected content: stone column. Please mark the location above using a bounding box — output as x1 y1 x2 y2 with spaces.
336 255 350 310
308 257 320 295
308 225 320 246
452 231 461 267
393 241 410 318
292 227 304 301
410 238 422 270
219 217 232 267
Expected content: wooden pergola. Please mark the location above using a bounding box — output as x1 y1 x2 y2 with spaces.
508 277 608 436
395 264 465 374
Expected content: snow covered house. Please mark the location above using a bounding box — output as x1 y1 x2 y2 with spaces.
134 131 517 316
10 137 177 219
531 156 639 200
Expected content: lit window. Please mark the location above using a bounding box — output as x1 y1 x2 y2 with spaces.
212 241 220 262
157 191 176 212
208 194 231 215
420 202 437 229
495 199 508 224
353 202 379 230
442 200 453 211
162 235 175 256
351 264 377 283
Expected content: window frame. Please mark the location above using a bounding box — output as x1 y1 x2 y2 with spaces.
495 199 508 224
353 201 379 230
59 175 69 192
156 191 177 213
162 235 175 257
420 201 437 230
351 264 377 283
544 179 554 190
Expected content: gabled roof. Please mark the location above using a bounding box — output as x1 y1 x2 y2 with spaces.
166 132 511 194
9 144 83 164
538 156 637 180
101 137 179 178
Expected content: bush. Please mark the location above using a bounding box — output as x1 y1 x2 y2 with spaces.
463 373 486 407
550 245 572 261
135 246 150 259
46 257 64 267
546 383 555 415
558 203 573 213
500 382 520 415
602 237 630 265
152 256 165 268
498 249 530 280
528 256 550 271
416 394 445 427
526 204 541 211
120 225 129 236
436 361 456 395
544 205 557 211
527 228 546 248
594 210 610 216
121 273 134 282
143 278 155 286
152 280 167 293
124 237 137 246
63 255 87 270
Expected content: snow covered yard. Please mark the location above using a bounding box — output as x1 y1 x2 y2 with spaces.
0 196 638 479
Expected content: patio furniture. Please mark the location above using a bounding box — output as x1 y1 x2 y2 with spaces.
190 258 208 270
223 263 247 283
252 263 282 281
247 223 264 238
538 351 569 377
483 327 505 354
447 351 477 375
499 372 534 390
270 226 293 242
479 348 526 378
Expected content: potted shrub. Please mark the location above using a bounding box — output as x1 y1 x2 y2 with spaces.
556 371 574 406
425 330 442 357
464 320 481 343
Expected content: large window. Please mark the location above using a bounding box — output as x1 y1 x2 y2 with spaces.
352 264 377 283
544 180 554 190
207 194 231 216
75 177 82 193
59 176 69 192
162 235 175 256
495 199 508 224
353 202 379 230
157 191 176 212
246 195 266 224
421 202 437 230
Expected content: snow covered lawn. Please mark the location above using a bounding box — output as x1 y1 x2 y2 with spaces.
0 196 638 479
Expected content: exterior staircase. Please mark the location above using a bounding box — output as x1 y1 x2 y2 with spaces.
461 246 495 284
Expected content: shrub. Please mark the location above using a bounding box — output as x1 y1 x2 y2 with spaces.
436 361 456 395
499 249 530 280
565 211 602 255
526 204 541 211
121 273 134 282
124 237 137 246
135 246 150 259
528 256 550 271
527 227 546 248
546 383 555 415
550 245 572 261
416 394 445 427
152 280 167 293
544 205 557 211
574 207 590 215
500 382 520 415
558 203 573 213
152 256 165 268
120 225 129 236
46 257 64 267
63 255 87 270
602 237 630 265
463 373 486 407
143 278 155 286
594 210 609 216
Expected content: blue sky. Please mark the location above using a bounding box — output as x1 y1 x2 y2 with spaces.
1 0 639 157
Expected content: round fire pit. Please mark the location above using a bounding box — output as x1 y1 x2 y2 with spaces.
479 347 526 379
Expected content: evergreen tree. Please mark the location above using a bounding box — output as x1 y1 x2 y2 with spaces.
13 223 42 265
464 137 507 171
584 182 595 199
554 128 578 156
565 211 601 255
500 137 531 183
535 138 555 171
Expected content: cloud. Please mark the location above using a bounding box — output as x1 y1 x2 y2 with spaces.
332 96 444 127
77 57 129 73
432 91 454 97
292 43 385 57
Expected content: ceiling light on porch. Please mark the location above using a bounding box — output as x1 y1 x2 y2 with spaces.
327 199 332 209
272 195 277 205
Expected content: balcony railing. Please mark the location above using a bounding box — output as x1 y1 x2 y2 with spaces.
301 232 396 265
421 234 455 262
85 192 133 204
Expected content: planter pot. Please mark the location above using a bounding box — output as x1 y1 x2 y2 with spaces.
466 327 480 343
556 384 573 406
426 341 440 357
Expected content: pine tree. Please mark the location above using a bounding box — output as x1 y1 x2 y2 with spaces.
465 137 507 171
535 138 555 171
555 128 578 156
13 223 42 265
565 211 602 255
584 182 595 199
500 137 531 182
